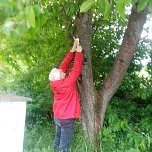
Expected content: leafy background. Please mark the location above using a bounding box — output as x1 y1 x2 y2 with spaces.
0 0 152 151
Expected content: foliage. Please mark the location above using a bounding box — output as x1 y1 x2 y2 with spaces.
0 0 151 124
115 40 152 101
23 98 152 152
80 0 152 18
0 0 152 151
24 117 96 152
91 7 127 89
23 118 52 152
0 0 43 37
102 97 152 152
80 0 95 13
137 0 149 12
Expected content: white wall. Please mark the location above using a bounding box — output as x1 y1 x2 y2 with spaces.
0 102 26 152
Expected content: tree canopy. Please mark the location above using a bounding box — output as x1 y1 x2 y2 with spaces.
0 0 152 150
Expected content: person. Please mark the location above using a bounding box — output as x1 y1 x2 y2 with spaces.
49 40 84 152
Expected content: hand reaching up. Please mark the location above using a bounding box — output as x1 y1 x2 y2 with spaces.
76 45 82 52
70 38 79 52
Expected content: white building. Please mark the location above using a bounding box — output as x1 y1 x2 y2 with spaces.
0 94 32 152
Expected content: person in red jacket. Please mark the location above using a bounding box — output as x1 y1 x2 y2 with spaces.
49 40 83 152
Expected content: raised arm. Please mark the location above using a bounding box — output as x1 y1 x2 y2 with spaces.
59 52 74 73
59 41 78 73
66 45 84 84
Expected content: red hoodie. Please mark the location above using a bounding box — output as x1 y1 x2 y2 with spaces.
50 52 83 119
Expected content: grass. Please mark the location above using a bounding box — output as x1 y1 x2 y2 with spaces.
23 98 152 152
23 119 97 152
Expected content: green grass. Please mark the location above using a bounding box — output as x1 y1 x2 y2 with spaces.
23 98 152 152
23 120 97 152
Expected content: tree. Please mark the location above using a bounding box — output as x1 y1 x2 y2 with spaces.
0 0 151 149
75 0 150 146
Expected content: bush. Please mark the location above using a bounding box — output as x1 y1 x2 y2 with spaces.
102 97 152 152
23 98 152 152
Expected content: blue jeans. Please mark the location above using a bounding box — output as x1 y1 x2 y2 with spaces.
53 117 74 152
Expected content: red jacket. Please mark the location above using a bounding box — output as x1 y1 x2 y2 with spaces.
50 52 83 119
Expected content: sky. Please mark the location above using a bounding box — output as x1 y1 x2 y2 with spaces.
140 16 152 66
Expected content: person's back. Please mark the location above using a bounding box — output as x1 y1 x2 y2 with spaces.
49 41 83 152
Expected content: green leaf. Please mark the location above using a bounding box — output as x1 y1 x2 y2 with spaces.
69 4 75 14
22 0 30 5
0 0 9 7
80 0 95 13
131 0 137 5
113 0 119 3
33 5 41 17
127 148 140 152
115 0 132 6
141 92 147 100
11 29 20 39
40 15 48 27
21 0 25 3
27 6 36 28
98 0 105 15
104 0 112 19
148 0 152 13
0 0 8 4
43 7 49 16
137 0 149 12
17 0 23 10
124 0 132 6
117 1 125 18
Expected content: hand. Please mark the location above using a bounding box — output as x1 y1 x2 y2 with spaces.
76 45 82 52
70 39 79 52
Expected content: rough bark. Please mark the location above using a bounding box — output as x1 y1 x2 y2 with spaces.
75 4 148 147
97 7 148 129
76 11 98 141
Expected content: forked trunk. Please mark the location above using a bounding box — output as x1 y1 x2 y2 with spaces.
98 6 147 130
75 5 147 148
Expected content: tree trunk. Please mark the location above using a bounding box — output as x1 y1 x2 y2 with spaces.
75 5 148 147
97 6 148 130
76 11 98 143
